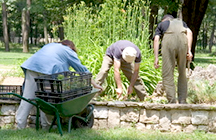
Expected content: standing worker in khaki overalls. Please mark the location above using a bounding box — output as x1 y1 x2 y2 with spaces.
153 14 193 104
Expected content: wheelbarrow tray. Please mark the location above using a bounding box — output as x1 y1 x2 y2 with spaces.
37 88 99 117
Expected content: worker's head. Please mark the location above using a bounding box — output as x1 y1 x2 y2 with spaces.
162 14 174 22
61 40 77 52
122 47 137 63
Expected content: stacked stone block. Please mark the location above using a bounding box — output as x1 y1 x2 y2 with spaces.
1 100 216 133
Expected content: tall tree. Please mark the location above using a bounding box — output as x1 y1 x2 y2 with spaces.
22 0 31 52
182 0 209 60
209 15 215 53
206 0 216 53
149 4 158 45
2 1 9 51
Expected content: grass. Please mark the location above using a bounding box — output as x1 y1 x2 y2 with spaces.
0 52 32 66
0 42 38 67
0 50 34 78
193 48 216 68
0 46 215 76
0 127 216 140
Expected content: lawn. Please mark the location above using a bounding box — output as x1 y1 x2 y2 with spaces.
0 52 32 66
194 52 216 68
0 127 216 140
0 45 215 75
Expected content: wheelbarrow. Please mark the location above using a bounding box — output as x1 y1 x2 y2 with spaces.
0 88 100 136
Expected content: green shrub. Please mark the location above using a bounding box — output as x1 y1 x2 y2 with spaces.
63 0 161 100
187 80 216 104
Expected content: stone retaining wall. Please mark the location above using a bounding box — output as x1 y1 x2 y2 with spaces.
91 101 216 133
1 100 216 133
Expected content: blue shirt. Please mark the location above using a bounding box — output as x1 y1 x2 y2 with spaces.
21 43 89 74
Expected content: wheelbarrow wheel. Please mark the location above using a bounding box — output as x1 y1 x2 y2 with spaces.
73 105 94 128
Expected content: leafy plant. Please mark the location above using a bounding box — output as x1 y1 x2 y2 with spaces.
63 0 161 100
187 80 216 104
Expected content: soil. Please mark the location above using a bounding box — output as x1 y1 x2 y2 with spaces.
0 76 24 85
0 67 24 85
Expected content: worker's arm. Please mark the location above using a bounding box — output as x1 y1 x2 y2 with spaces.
186 28 193 62
153 35 160 69
113 59 123 98
127 63 140 95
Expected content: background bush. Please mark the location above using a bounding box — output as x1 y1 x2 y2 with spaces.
187 80 216 104
63 0 161 100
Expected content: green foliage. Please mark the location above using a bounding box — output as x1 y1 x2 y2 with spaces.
1 123 14 129
150 0 180 15
187 80 216 104
63 0 161 100
57 74 64 80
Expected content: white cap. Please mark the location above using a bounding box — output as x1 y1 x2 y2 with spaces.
122 47 137 63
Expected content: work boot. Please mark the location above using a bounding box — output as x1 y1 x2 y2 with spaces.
179 100 187 104
168 98 176 104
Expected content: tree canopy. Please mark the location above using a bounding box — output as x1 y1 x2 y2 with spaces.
0 0 214 57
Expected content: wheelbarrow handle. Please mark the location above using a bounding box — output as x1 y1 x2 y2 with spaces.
0 92 37 106
30 98 63 136
0 92 40 130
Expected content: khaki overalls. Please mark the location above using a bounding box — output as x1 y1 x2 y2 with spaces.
161 19 188 103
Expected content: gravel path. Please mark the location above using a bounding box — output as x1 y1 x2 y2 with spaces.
0 76 24 85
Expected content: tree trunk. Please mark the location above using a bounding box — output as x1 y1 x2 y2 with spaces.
43 11 49 44
22 9 28 52
202 22 208 49
182 0 209 61
178 0 184 18
30 18 33 44
59 26 64 41
22 0 31 53
35 23 38 45
209 16 216 53
58 18 64 41
44 24 49 44
149 4 158 48
2 2 10 52
59 0 64 41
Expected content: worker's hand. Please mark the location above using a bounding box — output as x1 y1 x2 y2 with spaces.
187 52 193 62
116 88 123 99
94 84 103 91
154 58 160 69
127 86 133 95
91 79 103 91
